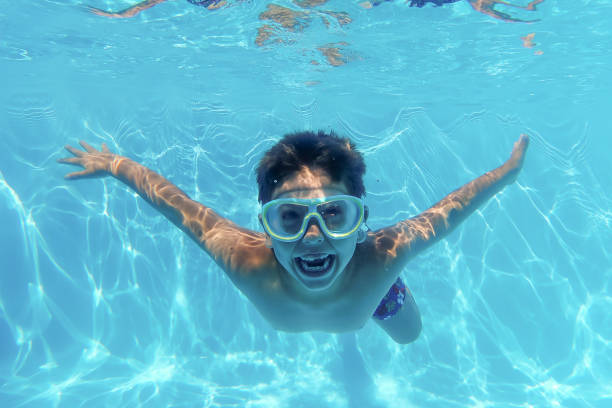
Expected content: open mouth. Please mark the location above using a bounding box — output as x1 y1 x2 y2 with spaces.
295 254 335 278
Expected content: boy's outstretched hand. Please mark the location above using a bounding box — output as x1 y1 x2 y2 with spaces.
58 141 116 179
87 7 124 18
505 134 529 183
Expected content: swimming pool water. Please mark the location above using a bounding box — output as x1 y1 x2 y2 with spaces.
1 0 611 407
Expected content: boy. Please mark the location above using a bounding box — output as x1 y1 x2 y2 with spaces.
59 131 528 344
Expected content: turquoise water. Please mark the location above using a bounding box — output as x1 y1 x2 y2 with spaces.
1 0 611 406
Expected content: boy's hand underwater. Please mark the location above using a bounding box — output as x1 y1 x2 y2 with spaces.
58 140 117 179
505 134 530 183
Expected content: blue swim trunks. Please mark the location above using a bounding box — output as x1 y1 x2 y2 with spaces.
187 0 224 7
409 0 461 6
370 0 461 6
373 277 407 320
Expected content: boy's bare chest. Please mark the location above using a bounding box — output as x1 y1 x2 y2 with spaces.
254 291 375 332
246 263 393 333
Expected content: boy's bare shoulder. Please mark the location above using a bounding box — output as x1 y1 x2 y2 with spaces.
352 232 395 275
356 227 415 263
203 223 279 279
351 225 421 280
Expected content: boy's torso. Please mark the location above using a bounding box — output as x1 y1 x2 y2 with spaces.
231 238 401 333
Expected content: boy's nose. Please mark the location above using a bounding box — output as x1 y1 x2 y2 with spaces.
302 219 324 244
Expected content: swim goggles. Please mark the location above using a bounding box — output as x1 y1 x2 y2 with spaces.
261 195 365 242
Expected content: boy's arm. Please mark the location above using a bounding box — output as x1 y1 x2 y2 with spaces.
88 0 168 18
59 141 275 283
372 134 529 270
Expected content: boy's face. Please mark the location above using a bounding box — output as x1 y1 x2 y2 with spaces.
265 167 360 293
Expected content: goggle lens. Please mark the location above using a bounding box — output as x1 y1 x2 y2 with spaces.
273 203 309 235
317 200 355 232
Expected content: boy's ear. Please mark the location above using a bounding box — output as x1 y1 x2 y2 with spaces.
356 205 369 244
356 227 367 244
258 214 273 248
264 234 273 248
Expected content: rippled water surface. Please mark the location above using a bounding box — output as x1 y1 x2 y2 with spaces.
1 0 611 407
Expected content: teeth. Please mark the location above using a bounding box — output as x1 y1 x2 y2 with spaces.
301 254 328 261
296 255 333 276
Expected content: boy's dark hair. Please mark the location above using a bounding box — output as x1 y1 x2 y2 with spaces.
256 130 366 204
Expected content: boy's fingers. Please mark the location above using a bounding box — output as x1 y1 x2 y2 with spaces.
512 134 529 153
64 145 84 157
101 143 110 153
88 7 113 17
57 157 82 165
65 169 91 179
80 140 97 153
516 134 529 155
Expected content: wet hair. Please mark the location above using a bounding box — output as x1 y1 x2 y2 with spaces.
256 130 366 204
